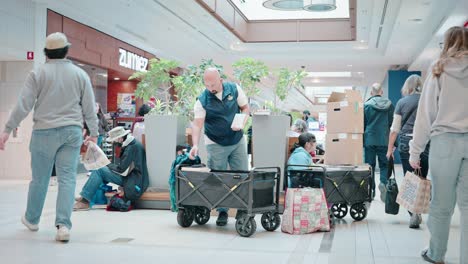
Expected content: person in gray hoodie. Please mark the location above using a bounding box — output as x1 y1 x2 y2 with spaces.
0 33 98 243
364 83 394 201
409 26 468 264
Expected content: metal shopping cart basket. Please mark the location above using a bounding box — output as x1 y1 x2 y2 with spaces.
176 165 281 237
286 164 372 221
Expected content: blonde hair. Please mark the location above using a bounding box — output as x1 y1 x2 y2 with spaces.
433 26 468 77
401 74 422 96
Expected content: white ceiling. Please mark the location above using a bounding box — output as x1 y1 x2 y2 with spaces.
15 0 468 111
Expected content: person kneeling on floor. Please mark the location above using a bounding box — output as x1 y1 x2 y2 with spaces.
74 126 149 211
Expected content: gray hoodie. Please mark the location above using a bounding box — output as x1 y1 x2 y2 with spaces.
3 59 98 136
409 56 468 162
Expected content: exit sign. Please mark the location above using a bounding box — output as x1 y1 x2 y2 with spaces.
27 51 34 60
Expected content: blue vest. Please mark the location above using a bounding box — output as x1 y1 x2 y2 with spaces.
199 82 243 146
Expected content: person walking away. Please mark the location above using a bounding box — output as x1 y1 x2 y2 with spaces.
364 83 394 201
386 74 429 229
0 32 98 242
409 26 468 264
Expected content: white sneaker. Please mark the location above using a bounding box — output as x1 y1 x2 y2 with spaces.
21 215 39 231
55 226 70 242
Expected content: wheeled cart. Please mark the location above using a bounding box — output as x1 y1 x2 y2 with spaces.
176 165 281 237
286 164 372 221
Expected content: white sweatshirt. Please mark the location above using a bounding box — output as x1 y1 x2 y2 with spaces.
3 59 98 136
409 56 468 162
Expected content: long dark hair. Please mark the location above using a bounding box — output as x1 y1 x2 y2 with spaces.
290 132 316 153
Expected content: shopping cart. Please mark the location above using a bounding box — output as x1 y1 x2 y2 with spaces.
286 164 372 221
176 165 281 237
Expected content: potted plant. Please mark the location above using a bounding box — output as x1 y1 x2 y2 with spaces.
232 57 269 99
129 58 187 194
274 68 307 113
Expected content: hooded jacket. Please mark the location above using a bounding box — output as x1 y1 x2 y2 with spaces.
409 56 468 163
364 95 394 146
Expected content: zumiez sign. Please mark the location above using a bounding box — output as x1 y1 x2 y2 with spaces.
119 48 148 72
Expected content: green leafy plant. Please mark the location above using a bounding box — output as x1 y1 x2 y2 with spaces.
274 68 307 110
130 58 180 115
232 57 269 98
172 59 226 120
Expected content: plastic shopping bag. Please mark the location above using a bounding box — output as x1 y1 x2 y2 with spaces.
81 141 110 170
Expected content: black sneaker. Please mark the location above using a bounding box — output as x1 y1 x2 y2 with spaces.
216 211 228 226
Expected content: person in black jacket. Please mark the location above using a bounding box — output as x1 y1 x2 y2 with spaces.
73 126 149 211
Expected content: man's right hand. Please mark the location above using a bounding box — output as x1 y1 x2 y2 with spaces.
189 145 198 160
0 132 10 151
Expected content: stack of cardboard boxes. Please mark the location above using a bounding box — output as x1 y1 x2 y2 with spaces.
324 90 364 165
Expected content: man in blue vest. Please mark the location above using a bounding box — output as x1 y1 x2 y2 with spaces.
189 68 250 226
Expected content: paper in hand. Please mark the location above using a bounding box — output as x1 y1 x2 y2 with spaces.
231 113 248 129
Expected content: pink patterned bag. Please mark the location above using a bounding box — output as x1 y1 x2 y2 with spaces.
281 188 330 234
396 171 431 214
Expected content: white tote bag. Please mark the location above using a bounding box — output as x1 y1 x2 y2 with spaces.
396 171 431 214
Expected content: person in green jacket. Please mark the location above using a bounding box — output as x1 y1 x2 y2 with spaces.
364 83 394 202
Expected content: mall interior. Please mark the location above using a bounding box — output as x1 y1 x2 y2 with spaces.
0 0 467 263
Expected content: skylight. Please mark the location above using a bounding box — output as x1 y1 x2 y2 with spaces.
230 0 350 21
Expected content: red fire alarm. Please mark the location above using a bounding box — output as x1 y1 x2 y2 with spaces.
27 51 34 60
464 20 468 28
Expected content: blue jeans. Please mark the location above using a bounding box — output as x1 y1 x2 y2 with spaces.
364 145 389 193
80 166 124 202
206 137 248 213
25 126 82 229
425 133 468 263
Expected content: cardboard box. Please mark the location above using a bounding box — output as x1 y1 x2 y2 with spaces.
327 90 364 133
325 133 363 165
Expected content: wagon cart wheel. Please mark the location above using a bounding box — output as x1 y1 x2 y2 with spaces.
235 215 257 237
177 208 194 227
261 212 281 231
194 207 211 225
350 203 367 221
331 203 348 219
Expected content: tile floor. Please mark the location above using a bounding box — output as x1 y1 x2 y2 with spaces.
0 165 461 264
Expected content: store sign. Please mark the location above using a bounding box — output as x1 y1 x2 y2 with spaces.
27 51 34 60
119 48 148 72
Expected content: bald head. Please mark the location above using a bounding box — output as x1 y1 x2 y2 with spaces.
204 67 223 94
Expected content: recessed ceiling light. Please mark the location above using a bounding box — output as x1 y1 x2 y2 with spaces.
312 78 320 83
360 40 367 43
114 77 120 80
409 18 423 23
347 64 353 67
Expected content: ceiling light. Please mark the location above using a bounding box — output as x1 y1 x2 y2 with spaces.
303 0 336 12
77 63 84 66
114 77 120 80
312 78 320 83
263 0 304 11
347 64 353 67
307 72 352 78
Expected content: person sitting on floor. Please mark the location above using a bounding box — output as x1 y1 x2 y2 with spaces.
73 126 149 211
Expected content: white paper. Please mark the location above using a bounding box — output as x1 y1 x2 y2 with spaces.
338 133 347 139
231 113 247 129
340 101 349 107
82 142 111 170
